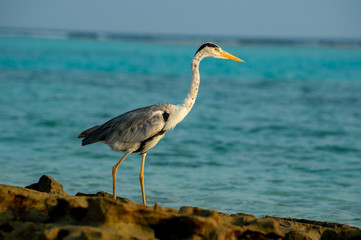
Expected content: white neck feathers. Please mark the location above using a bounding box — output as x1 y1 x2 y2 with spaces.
182 52 204 112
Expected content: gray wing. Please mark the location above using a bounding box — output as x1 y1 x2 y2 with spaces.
78 104 171 146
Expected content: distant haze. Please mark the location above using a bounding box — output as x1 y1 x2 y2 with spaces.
0 0 360 39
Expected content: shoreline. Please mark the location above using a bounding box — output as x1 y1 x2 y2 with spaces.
1 27 361 48
0 175 360 240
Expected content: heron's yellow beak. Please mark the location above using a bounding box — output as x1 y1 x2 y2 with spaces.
221 50 245 63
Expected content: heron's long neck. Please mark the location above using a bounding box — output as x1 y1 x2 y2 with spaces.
182 54 203 112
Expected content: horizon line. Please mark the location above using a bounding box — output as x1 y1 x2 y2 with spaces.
1 26 361 47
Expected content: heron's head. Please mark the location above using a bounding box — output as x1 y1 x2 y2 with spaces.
195 42 245 62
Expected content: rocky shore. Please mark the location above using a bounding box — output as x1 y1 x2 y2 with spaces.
0 175 360 240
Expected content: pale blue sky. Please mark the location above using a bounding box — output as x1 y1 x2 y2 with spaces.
0 0 360 39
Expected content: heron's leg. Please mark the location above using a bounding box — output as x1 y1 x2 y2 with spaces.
112 151 131 200
139 152 147 205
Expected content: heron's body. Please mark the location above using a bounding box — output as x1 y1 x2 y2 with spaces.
79 103 187 153
78 43 244 204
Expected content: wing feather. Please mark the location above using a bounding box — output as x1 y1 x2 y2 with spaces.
79 104 174 146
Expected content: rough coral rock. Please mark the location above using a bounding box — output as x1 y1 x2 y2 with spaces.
0 176 360 240
25 175 67 195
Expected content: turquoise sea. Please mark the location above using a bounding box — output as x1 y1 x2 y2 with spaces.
1 35 361 227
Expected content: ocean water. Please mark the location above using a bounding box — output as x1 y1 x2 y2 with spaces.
1 36 361 227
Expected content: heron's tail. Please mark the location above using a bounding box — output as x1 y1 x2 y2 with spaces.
78 125 102 146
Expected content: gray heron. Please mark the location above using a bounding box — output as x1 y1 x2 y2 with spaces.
78 42 244 205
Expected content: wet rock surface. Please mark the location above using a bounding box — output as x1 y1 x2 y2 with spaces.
0 176 360 240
